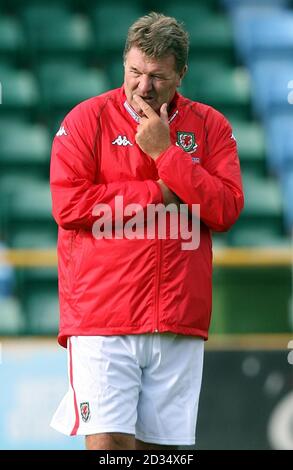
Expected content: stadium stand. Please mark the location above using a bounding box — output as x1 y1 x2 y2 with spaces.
265 112 293 175
0 63 39 118
0 118 50 177
221 0 290 9
157 1 234 62
0 15 25 62
280 171 293 231
24 289 59 334
92 3 144 58
250 59 293 119
21 4 94 65
0 297 24 334
233 9 293 65
38 62 109 120
231 120 266 176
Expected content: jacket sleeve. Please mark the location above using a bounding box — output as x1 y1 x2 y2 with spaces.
50 102 163 231
155 109 244 232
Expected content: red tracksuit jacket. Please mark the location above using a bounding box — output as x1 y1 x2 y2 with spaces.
50 86 244 347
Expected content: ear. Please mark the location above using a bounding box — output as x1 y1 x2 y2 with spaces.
177 65 188 87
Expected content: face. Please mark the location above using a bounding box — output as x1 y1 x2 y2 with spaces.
124 47 186 116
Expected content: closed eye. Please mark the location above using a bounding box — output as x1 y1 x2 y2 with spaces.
130 68 141 76
129 68 167 80
151 75 167 81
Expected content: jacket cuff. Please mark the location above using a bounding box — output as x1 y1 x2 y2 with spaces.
155 145 183 174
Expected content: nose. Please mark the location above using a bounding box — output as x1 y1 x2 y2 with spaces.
138 74 153 95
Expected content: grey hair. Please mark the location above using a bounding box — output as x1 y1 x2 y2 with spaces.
124 12 189 72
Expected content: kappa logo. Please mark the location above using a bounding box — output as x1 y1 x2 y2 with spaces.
80 402 91 423
112 135 133 146
56 126 68 137
176 131 198 154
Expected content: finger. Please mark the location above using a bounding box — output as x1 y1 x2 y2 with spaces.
138 116 148 124
160 103 169 125
133 95 157 119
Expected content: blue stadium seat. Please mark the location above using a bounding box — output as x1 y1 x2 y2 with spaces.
280 170 293 232
265 113 293 175
250 12 293 62
232 8 293 65
221 0 290 12
250 59 293 119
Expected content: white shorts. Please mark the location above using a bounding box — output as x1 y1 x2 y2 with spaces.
50 334 204 445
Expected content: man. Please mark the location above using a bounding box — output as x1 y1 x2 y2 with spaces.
50 12 244 450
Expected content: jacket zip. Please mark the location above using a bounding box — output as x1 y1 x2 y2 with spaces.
154 237 162 332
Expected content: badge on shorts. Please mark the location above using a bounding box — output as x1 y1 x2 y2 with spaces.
80 402 91 423
176 131 198 153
